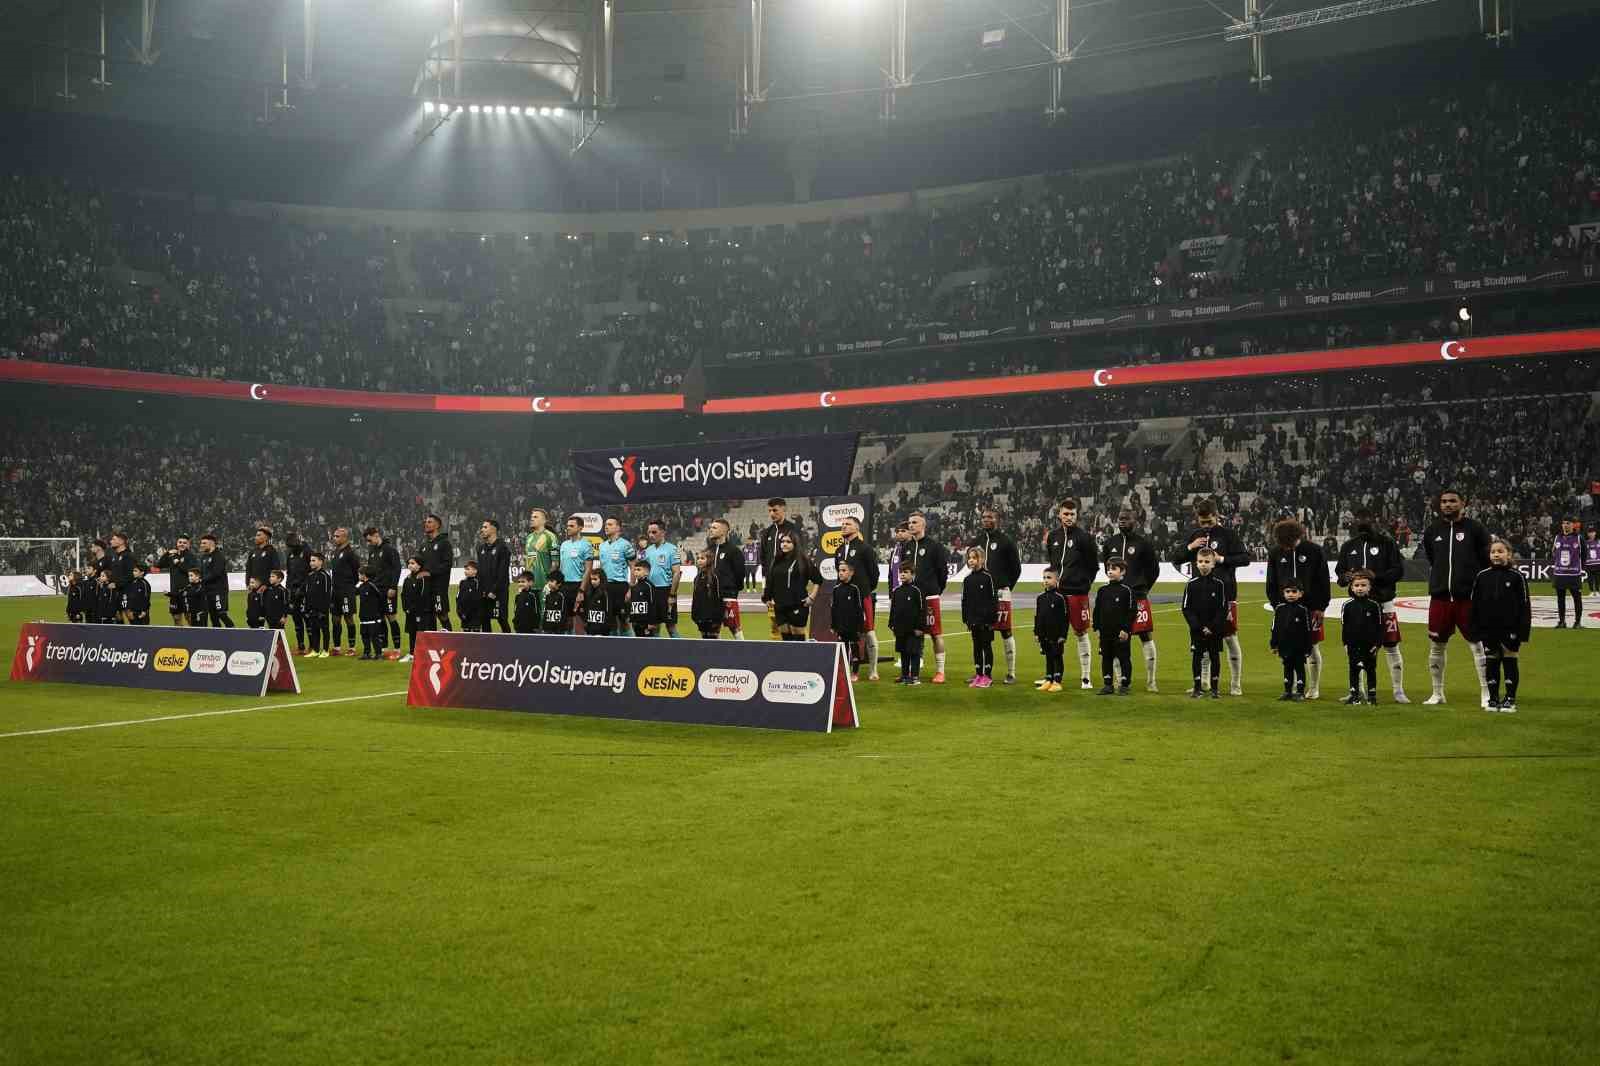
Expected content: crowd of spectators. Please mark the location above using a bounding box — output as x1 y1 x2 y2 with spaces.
0 414 725 573
6 67 1600 397
4 357 1593 579
856 356 1600 560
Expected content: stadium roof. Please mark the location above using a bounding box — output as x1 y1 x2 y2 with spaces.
4 0 1598 155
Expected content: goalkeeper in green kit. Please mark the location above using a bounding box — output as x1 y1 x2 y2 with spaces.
524 508 561 617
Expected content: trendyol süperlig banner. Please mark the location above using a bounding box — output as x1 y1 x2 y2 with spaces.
406 630 858 732
9 622 301 697
571 434 860 505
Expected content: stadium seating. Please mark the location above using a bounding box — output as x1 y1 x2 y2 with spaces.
6 65 1600 397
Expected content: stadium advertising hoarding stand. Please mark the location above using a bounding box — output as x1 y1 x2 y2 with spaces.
810 495 876 643
9 622 301 697
407 631 859 733
571 433 860 505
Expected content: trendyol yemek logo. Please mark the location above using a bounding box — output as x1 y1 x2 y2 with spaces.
189 649 226 674
698 668 758 702
821 502 866 526
610 455 639 498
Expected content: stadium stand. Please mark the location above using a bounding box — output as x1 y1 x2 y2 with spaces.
7 64 1600 397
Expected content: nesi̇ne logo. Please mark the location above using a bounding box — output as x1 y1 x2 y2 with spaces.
153 647 190 672
638 665 695 698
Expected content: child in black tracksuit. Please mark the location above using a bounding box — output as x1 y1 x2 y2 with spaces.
1340 569 1386 704
1092 559 1135 695
1270 580 1314 700
356 568 387 659
182 570 208 628
512 573 540 633
888 563 925 684
1035 567 1069 691
303 554 332 654
95 570 118 623
125 563 153 624
65 571 87 622
261 571 289 632
961 548 998 687
400 557 434 657
627 561 657 637
692 551 724 639
245 578 265 629
541 576 568 633
455 561 482 633
830 559 865 676
582 573 612 636
1182 549 1228 698
1471 540 1533 712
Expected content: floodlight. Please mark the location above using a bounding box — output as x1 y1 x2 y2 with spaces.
552 107 564 116
540 106 552 116
469 104 481 114
509 106 521 116
422 100 435 114
496 104 508 115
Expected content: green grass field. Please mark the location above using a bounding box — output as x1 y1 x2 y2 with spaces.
3 583 1598 1066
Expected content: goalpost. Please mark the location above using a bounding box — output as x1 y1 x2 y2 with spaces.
0 538 82 592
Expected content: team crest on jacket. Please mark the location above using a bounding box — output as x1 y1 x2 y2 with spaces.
1456 531 1465 541
1369 547 1379 555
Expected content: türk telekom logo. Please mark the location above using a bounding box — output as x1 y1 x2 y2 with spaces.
427 648 460 697
610 455 639 498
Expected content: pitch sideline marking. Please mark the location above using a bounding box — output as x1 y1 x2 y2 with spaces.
0 690 408 740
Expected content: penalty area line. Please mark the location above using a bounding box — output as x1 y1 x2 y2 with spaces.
0 690 408 740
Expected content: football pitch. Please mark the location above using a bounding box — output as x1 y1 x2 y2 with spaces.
2 584 1597 1066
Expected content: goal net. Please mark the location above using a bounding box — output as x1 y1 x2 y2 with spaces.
0 538 82 595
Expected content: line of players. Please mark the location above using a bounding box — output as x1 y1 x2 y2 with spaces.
59 490 1575 707
876 490 1550 711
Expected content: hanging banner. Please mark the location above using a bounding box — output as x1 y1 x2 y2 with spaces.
571 433 860 505
810 495 877 643
407 631 859 732
9 623 301 697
